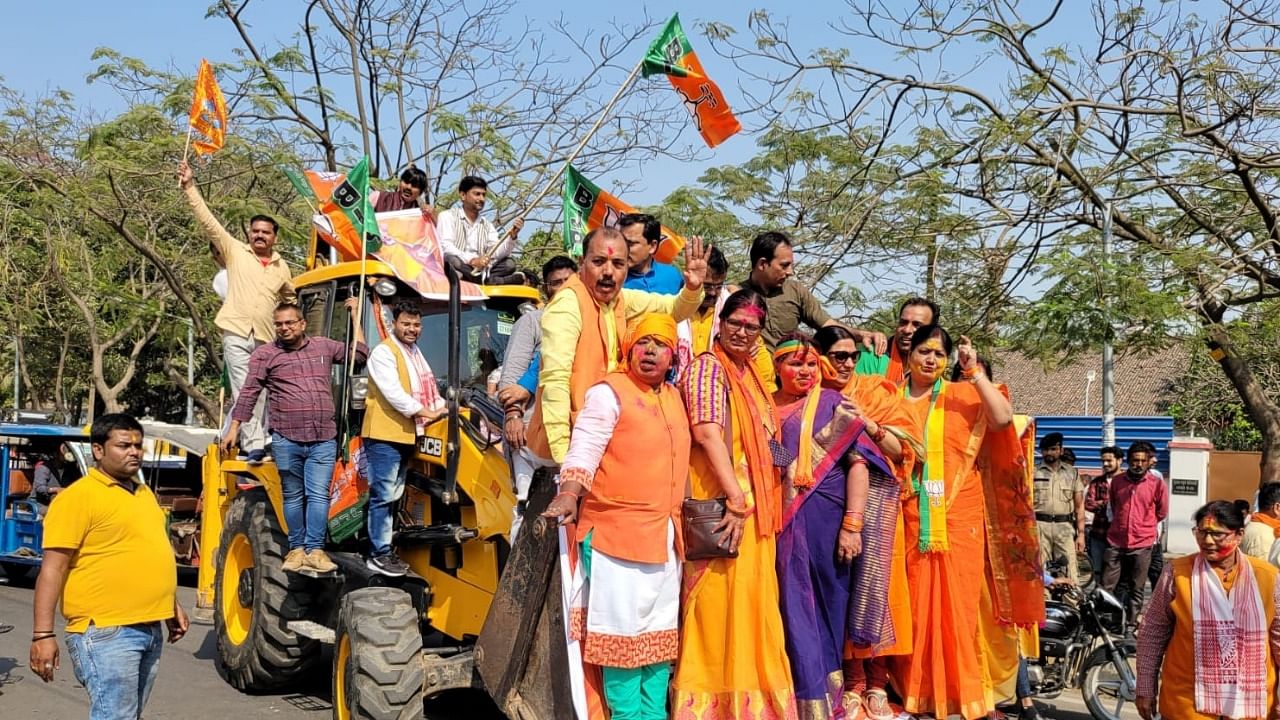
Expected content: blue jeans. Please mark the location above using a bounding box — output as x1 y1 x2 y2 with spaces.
1087 534 1109 586
362 439 411 557
66 622 163 720
1016 656 1031 700
271 433 337 551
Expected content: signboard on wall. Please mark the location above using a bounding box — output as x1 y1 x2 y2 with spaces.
1171 477 1198 496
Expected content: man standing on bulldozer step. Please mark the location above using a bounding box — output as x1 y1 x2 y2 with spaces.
221 300 368 574
180 159 296 464
361 302 447 576
30 413 189 720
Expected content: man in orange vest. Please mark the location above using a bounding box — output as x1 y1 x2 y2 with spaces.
542 314 690 720
527 227 709 465
361 303 447 576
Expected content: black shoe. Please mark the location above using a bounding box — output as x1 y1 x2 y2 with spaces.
245 450 268 465
366 554 409 577
1019 702 1043 720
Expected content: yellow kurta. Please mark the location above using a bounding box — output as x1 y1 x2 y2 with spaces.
672 352 798 720
539 284 701 462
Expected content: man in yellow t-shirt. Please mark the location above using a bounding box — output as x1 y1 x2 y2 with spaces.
30 413 189 719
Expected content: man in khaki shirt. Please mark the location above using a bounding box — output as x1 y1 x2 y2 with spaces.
1033 432 1086 582
179 160 295 461
739 231 885 353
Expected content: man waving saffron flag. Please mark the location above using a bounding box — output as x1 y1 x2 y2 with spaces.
187 59 227 155
643 14 741 148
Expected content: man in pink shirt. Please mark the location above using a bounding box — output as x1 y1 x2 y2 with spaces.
1100 440 1168 634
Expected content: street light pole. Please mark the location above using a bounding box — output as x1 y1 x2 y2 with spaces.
1101 202 1116 446
12 335 18 416
185 321 195 425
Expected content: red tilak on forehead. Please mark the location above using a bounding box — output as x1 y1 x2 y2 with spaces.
606 245 615 257
737 305 765 319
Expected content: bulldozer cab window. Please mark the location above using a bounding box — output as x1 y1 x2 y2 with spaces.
394 301 514 395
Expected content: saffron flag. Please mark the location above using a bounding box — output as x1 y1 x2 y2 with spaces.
312 209 485 302
187 59 228 155
322 156 382 255
642 14 741 148
562 165 686 263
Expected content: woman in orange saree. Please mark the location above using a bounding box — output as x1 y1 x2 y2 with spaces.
891 324 1043 719
673 288 798 720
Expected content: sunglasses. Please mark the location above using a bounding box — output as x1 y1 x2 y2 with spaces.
827 350 858 363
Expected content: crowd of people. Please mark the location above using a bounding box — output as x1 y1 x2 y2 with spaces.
22 162 1280 720
528 224 1049 720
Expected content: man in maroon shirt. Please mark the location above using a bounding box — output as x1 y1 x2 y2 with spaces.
1100 440 1168 633
372 166 433 222
1083 445 1123 585
221 300 368 573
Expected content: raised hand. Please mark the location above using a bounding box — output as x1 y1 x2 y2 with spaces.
957 334 977 371
682 235 709 292
177 159 193 189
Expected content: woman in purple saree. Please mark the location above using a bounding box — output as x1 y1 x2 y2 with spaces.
772 333 910 720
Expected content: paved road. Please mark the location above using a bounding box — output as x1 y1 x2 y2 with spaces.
0 569 1136 720
0 570 503 719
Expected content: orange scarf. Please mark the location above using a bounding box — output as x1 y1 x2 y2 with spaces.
886 345 906 385
712 343 781 537
1252 512 1280 538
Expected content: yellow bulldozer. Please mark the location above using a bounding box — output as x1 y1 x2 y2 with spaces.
195 221 572 719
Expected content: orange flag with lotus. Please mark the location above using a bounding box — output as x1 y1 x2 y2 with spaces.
642 14 741 148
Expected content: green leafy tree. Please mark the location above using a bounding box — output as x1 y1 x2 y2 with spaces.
711 0 1280 480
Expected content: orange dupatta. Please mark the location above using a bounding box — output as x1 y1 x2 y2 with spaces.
712 343 781 537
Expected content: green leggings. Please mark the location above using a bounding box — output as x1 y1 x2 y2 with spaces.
601 664 671 720
581 532 671 720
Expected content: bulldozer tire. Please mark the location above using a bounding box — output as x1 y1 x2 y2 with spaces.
333 587 425 720
214 489 319 690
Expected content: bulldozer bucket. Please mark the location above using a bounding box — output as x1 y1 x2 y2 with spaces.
475 471 574 719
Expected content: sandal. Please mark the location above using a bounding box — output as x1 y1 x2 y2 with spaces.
841 689 863 718
865 689 894 720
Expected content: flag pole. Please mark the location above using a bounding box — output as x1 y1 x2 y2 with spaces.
182 125 193 164
488 58 646 258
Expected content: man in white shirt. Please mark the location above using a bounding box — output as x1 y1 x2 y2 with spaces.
360 303 447 576
437 175 525 285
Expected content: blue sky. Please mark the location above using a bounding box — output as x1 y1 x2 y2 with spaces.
0 1 911 205
2 1 1112 313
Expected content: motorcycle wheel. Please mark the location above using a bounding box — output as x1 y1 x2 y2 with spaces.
1081 648 1137 720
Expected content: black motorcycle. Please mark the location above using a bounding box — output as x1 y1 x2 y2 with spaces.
1024 582 1138 720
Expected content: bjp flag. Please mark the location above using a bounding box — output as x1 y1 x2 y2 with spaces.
561 165 687 263
187 59 228 155
642 14 741 148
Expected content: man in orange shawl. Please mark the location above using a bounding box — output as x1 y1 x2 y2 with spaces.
891 325 1044 719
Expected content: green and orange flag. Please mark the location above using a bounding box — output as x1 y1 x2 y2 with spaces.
322 156 382 256
643 14 741 148
562 165 686 262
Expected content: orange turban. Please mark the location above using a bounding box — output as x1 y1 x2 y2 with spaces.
621 314 678 371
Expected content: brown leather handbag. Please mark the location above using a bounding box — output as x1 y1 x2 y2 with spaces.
681 498 738 560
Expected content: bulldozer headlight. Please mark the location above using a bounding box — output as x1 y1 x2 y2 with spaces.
373 278 397 297
350 377 369 409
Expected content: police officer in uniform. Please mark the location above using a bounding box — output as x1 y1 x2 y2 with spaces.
1034 432 1085 582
